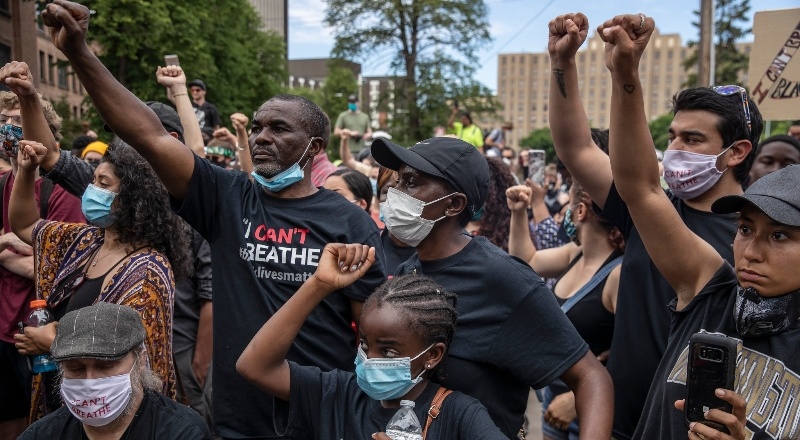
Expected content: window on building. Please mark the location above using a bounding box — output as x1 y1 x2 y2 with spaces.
668 50 673 60
39 51 46 82
57 63 68 89
0 43 10 67
47 55 55 84
0 0 9 14
72 106 79 119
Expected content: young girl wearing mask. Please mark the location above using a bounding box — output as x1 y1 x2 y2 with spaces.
236 243 505 439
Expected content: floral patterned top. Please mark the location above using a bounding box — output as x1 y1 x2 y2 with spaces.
29 220 176 421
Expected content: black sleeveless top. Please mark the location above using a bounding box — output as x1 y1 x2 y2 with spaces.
552 252 619 358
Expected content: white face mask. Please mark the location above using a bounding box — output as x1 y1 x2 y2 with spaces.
60 371 133 427
382 187 456 247
662 142 734 200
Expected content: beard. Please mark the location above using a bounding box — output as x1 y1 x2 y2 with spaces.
252 161 284 179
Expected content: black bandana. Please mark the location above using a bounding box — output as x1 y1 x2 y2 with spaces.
734 286 800 337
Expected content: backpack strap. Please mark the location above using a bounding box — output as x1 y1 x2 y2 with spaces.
39 177 54 219
422 387 453 439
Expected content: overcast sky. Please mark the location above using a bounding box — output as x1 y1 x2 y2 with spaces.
287 0 798 92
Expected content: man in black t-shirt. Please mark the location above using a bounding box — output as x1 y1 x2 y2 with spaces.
188 79 222 140
371 136 613 438
20 303 211 440
45 5 387 438
546 12 763 438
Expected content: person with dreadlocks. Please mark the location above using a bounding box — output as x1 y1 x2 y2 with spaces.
237 243 505 439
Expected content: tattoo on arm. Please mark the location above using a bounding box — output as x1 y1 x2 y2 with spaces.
623 84 635 94
553 69 567 99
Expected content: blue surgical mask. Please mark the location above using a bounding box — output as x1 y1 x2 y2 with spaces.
348 103 357 112
379 202 386 223
354 344 433 401
0 124 23 157
369 178 378 197
563 208 579 245
251 138 315 192
81 184 117 228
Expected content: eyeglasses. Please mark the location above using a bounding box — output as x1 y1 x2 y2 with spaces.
0 115 23 126
712 85 752 135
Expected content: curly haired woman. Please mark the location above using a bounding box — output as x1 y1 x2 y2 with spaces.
8 89 187 420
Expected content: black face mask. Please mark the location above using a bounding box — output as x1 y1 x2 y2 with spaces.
207 157 227 168
734 286 800 337
86 159 101 169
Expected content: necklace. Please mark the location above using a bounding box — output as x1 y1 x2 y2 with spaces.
91 244 126 267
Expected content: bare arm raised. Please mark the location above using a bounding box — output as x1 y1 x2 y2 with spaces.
42 0 194 200
600 14 722 310
548 13 613 208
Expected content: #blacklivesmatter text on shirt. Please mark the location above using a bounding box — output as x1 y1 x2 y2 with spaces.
239 218 321 282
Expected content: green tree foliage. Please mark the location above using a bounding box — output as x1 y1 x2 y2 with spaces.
682 0 751 87
325 0 496 144
519 128 556 162
79 0 286 126
648 113 674 150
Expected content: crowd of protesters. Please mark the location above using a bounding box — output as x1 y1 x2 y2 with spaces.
0 1 799 440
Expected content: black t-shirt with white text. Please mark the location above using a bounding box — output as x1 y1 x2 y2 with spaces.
635 263 800 439
396 236 588 437
599 184 736 439
174 156 387 438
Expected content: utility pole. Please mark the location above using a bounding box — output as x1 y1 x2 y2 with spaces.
698 0 713 87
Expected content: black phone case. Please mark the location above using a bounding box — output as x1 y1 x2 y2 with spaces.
685 332 738 434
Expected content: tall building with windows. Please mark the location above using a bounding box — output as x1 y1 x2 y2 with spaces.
499 29 692 149
1 0 88 122
248 0 288 57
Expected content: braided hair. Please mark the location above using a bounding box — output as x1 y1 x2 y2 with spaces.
363 274 458 380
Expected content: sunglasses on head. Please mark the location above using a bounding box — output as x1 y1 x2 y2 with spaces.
712 85 752 135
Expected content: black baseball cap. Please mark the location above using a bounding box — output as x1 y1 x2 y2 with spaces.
103 101 184 139
712 164 800 227
188 79 207 91
371 137 489 216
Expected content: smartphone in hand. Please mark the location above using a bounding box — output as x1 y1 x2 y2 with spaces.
685 332 739 434
527 150 546 185
164 54 180 66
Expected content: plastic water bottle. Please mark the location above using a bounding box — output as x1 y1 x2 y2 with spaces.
25 300 58 374
385 400 423 440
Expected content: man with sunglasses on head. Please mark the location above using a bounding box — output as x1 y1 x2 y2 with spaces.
547 12 762 439
0 90 84 439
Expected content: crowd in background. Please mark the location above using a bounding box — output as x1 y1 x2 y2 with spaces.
1 2 800 440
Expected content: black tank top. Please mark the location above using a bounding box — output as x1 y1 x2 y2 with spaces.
553 252 619 358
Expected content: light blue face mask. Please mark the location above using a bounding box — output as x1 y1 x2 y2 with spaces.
354 344 434 401
369 178 378 198
348 103 357 112
251 138 315 192
379 202 386 223
81 184 117 228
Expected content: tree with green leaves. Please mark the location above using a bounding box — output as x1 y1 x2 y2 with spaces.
325 0 496 144
648 113 674 150
682 0 751 87
519 128 556 162
71 0 286 127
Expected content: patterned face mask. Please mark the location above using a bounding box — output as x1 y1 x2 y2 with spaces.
734 286 800 337
0 124 23 158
